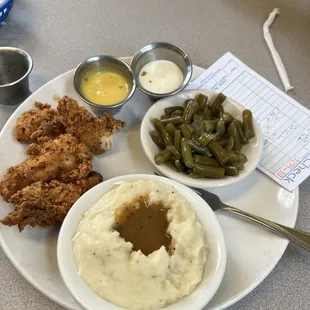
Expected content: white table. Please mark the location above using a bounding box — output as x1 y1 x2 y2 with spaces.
0 1 310 309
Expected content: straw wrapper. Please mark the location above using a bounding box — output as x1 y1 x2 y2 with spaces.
263 8 294 92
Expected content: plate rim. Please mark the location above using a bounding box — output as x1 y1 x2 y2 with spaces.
0 59 299 310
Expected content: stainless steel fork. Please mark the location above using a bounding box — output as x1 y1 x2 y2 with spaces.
192 186 310 252
154 173 310 252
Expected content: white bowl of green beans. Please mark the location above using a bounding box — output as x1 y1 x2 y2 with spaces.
140 89 263 189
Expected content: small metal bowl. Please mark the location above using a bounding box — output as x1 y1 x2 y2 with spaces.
131 42 192 100
0 47 33 106
73 56 136 115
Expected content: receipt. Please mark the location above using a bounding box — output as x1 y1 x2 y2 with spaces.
187 52 310 191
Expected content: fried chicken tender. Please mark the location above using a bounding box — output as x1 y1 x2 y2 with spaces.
0 134 92 201
13 96 126 154
0 171 103 231
57 96 126 154
14 102 64 143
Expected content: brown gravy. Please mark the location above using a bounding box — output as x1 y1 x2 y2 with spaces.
114 197 171 256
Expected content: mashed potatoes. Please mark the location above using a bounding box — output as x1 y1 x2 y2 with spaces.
73 180 207 310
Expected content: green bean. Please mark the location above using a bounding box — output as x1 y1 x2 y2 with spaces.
221 111 234 124
198 132 216 147
180 123 193 139
227 121 241 151
171 110 184 117
188 172 203 179
218 138 228 147
181 138 194 168
235 120 248 144
227 151 247 164
235 162 244 171
223 165 239 176
187 139 212 157
194 154 219 166
225 136 234 151
191 132 201 141
236 119 244 129
165 123 177 139
196 110 205 118
151 118 172 146
150 130 165 150
189 124 195 132
227 151 240 163
203 106 212 120
166 145 181 160
193 164 225 178
183 100 199 123
208 140 230 165
216 119 226 139
192 114 204 136
211 93 226 117
243 109 255 139
165 106 184 116
175 159 185 172
174 130 181 152
185 99 194 107
237 153 248 163
160 116 184 126
204 120 218 133
165 161 178 172
154 148 172 165
196 94 208 110
160 115 170 120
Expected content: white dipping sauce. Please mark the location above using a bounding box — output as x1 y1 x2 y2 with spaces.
139 60 183 94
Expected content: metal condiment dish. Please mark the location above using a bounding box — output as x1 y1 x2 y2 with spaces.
131 42 193 100
0 47 33 106
73 56 136 114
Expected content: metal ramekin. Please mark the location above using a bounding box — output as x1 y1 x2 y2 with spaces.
130 42 192 100
73 56 136 115
0 47 33 105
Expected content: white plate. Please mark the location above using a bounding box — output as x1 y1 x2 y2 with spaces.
140 89 263 189
0 58 298 310
57 174 226 310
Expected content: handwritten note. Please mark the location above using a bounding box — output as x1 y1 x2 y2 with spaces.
187 52 310 191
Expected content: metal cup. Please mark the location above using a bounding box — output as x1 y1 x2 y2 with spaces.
73 55 136 115
0 47 33 105
131 42 193 101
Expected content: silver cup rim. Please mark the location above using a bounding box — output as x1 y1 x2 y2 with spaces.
73 55 136 110
131 42 193 98
0 47 33 88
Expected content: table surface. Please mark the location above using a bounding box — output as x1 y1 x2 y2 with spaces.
1 1 310 309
